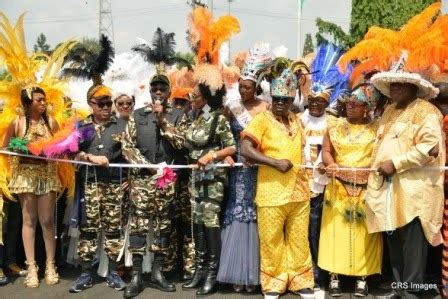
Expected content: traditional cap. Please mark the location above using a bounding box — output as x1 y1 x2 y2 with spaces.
271 68 298 98
240 43 272 82
350 84 380 109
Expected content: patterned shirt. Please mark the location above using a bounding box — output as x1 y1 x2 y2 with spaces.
241 111 309 207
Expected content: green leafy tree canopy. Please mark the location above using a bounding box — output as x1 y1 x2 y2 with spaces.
302 33 314 56
33 33 51 53
316 0 436 49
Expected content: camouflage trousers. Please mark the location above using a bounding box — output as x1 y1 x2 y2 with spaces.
163 177 195 273
128 176 175 256
189 170 225 228
78 182 125 261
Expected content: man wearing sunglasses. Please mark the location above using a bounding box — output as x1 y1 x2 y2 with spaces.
122 72 190 297
241 66 314 299
71 83 150 293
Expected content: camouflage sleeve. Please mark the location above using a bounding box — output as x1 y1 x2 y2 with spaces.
216 114 236 149
160 113 190 150
116 117 150 165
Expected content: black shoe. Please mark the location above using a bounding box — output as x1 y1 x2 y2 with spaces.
69 273 93 293
123 270 143 298
329 278 342 297
354 279 368 297
148 253 176 292
196 227 221 296
182 271 193 281
182 223 206 290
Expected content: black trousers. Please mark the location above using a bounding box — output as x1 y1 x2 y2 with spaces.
386 217 429 298
0 200 22 267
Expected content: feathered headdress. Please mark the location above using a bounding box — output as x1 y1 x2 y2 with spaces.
132 28 191 87
240 43 272 83
0 12 78 200
256 57 310 98
187 7 240 95
310 43 351 108
62 34 115 100
169 67 194 101
338 2 445 85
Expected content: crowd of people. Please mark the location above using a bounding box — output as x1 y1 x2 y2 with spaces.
1 3 448 299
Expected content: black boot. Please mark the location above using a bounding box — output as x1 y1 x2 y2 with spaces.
148 234 176 292
196 227 220 296
123 255 144 298
182 223 206 290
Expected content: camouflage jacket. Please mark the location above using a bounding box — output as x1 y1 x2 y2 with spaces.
185 109 236 161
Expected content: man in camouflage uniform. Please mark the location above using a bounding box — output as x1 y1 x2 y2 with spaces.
122 73 190 298
162 110 196 281
70 85 148 293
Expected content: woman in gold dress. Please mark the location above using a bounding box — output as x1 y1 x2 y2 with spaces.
3 87 62 288
319 84 383 297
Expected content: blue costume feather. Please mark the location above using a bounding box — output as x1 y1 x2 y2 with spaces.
311 43 352 108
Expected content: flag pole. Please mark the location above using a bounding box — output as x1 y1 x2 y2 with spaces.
297 0 302 58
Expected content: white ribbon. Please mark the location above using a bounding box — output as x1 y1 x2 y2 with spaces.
2 149 447 171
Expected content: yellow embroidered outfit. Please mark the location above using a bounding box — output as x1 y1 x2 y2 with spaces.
366 99 445 246
242 110 313 293
9 119 62 196
318 118 382 276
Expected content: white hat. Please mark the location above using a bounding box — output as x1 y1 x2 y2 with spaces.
371 71 439 99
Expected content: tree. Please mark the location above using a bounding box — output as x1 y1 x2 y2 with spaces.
302 33 314 56
33 33 51 53
316 0 436 49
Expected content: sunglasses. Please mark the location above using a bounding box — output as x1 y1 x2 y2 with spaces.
90 101 113 108
116 101 134 107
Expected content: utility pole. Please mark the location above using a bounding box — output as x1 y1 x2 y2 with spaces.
297 0 302 58
99 0 115 44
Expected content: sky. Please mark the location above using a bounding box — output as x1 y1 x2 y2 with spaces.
1 0 352 59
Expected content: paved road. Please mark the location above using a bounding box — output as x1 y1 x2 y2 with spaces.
0 267 441 298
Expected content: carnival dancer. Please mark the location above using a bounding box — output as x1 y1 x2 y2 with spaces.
0 13 78 289
217 42 271 293
318 56 383 296
241 58 315 299
122 28 191 297
181 6 239 296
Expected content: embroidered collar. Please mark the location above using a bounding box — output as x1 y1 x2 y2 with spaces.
266 110 300 138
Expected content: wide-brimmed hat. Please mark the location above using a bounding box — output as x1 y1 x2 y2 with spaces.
371 71 439 99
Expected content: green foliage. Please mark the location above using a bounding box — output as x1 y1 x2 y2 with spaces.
302 33 314 56
316 0 437 49
33 33 51 53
